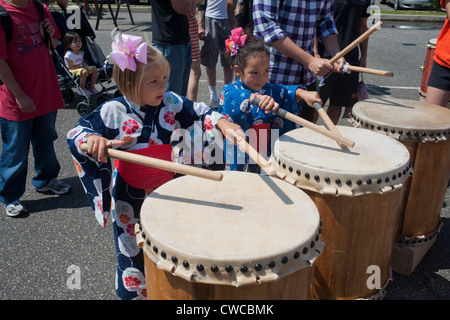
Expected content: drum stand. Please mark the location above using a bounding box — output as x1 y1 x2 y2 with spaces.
391 222 443 276
95 0 135 30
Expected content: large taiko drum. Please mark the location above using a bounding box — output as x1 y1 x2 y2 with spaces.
350 98 450 275
271 126 411 300
135 171 323 300
419 38 437 98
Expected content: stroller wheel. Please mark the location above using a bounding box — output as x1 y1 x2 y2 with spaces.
77 101 93 116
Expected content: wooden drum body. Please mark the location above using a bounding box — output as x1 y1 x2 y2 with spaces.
350 98 450 275
135 171 323 300
271 126 411 300
420 38 437 98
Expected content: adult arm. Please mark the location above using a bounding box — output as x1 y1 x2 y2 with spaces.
198 2 205 40
226 0 235 29
253 0 334 76
358 17 369 68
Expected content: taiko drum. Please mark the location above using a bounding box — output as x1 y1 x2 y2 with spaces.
271 126 411 299
135 171 323 300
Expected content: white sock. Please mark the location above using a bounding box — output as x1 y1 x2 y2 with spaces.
209 86 218 101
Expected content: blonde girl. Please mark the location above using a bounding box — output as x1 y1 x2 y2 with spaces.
67 32 242 299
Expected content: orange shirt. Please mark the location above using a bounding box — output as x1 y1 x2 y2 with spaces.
435 0 450 68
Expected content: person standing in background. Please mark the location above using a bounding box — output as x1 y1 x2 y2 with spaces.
0 0 71 217
149 0 201 96
198 0 235 108
315 0 370 124
426 0 450 108
252 0 345 122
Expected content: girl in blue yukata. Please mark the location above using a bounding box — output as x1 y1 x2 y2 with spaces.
219 27 323 173
67 31 243 300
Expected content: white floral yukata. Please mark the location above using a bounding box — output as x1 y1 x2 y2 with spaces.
67 93 224 299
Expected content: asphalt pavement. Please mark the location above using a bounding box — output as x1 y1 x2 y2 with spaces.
0 4 449 303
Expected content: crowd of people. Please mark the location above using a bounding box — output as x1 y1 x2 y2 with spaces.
1 0 449 300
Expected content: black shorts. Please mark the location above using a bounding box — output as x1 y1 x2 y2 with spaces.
427 60 450 91
319 70 359 107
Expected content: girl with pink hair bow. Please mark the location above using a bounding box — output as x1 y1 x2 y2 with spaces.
67 31 243 300
220 28 321 173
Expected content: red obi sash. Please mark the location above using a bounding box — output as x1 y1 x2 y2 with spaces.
247 122 271 155
115 144 175 190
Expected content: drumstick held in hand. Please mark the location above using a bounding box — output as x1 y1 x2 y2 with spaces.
313 102 348 149
329 21 382 65
346 65 394 77
272 108 356 148
80 143 223 182
232 133 277 176
250 95 355 148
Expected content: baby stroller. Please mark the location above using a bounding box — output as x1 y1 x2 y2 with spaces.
50 3 114 116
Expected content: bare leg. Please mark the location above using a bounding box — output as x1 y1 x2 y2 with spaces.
205 66 216 87
187 60 202 101
326 104 343 125
426 86 450 108
79 69 88 90
89 67 99 90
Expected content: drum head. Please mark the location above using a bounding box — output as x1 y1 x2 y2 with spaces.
138 171 323 287
272 126 411 196
350 97 450 142
427 38 437 48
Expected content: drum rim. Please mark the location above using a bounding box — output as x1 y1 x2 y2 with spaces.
350 98 450 143
272 126 412 197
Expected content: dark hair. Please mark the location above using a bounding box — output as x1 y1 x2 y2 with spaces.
226 34 269 70
63 31 81 54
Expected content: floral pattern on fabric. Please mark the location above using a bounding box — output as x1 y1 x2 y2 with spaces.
219 78 303 172
67 92 224 299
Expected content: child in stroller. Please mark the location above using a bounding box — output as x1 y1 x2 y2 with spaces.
63 30 99 96
50 2 114 115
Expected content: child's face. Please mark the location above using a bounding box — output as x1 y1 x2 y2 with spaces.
139 62 169 106
69 36 82 52
234 53 270 92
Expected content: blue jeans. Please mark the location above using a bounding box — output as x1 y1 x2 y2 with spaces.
153 42 192 96
0 111 60 204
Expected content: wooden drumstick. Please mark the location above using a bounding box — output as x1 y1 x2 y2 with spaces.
273 108 355 148
250 95 355 148
329 21 382 65
313 102 348 149
346 65 394 77
80 143 223 182
234 137 277 176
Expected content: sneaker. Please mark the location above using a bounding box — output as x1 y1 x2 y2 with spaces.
77 88 92 96
5 200 27 217
90 87 99 95
36 179 71 195
210 97 220 109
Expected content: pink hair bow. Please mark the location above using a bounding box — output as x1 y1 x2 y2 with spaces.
109 29 147 72
225 27 247 56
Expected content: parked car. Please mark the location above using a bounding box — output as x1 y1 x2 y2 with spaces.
379 0 434 10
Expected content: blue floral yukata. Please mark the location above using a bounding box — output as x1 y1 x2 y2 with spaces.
219 78 304 172
67 93 224 299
